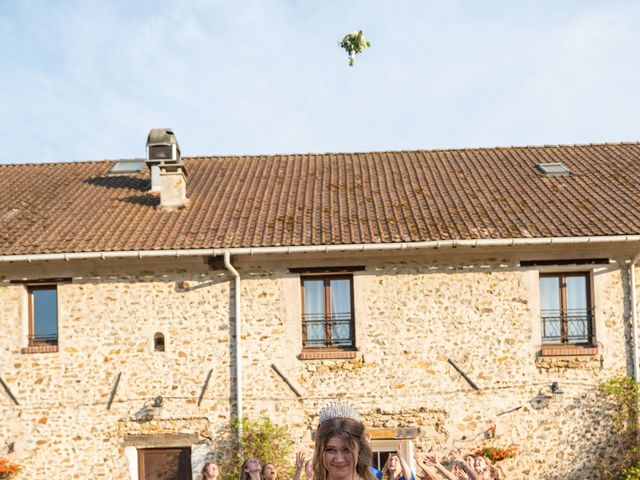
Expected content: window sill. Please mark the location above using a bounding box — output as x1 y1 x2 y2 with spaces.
299 350 357 360
21 345 59 354
540 345 598 357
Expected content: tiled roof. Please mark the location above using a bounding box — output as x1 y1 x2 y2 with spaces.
2 143 640 255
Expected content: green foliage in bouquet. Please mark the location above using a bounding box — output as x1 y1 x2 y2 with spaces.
340 30 371 66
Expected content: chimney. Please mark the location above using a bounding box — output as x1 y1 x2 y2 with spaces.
145 128 188 210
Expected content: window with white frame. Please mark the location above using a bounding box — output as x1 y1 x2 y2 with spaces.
369 439 414 476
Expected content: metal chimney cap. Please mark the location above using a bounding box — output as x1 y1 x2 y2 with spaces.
147 128 179 148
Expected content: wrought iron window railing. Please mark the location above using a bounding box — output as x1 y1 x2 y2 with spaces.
302 312 354 348
541 308 594 344
28 333 58 346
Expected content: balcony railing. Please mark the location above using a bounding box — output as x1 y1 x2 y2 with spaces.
541 308 593 344
303 312 353 348
28 333 58 346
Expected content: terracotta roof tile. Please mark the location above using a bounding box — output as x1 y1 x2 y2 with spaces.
3 142 640 255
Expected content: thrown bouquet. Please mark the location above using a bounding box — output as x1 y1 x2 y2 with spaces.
339 30 371 66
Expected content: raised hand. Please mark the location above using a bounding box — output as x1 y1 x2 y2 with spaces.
293 452 308 480
296 452 306 471
422 455 439 467
451 465 469 480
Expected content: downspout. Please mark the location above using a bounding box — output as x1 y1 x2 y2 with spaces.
223 251 243 438
631 253 640 383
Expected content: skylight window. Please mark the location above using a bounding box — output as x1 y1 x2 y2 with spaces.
109 159 146 175
536 163 570 176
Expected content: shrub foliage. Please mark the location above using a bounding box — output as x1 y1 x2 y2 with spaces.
218 417 294 480
598 375 640 479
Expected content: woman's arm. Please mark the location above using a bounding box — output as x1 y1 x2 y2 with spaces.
304 460 313 480
452 459 479 480
293 453 305 480
420 456 456 480
450 465 470 480
395 447 414 480
421 469 443 480
414 460 445 480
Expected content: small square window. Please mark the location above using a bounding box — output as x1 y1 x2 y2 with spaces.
154 332 166 352
28 285 58 346
536 162 571 176
108 159 146 175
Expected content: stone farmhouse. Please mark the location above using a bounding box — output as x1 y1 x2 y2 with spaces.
2 130 640 479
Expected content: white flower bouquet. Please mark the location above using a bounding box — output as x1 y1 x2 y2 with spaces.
339 30 371 66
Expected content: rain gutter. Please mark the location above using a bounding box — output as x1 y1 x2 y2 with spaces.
3 235 640 264
5 235 640 436
5 234 640 423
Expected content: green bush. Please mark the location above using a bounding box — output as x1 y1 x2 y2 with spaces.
218 417 294 480
600 375 640 432
623 465 640 480
597 375 640 479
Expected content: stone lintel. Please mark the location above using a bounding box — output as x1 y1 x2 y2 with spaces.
368 427 419 439
122 433 202 448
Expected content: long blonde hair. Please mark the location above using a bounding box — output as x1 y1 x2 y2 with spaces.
202 462 220 480
312 417 374 480
381 454 400 480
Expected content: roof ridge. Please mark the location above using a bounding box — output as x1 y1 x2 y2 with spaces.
0 158 132 168
3 141 640 167
184 140 640 160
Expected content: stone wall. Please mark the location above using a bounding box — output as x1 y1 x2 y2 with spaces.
0 247 634 479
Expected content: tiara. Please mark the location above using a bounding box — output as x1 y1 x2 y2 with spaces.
318 400 361 425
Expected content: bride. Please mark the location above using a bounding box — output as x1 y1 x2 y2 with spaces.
311 401 375 480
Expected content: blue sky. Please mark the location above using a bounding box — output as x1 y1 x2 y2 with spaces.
1 0 639 164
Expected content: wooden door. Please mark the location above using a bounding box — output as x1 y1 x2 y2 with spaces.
138 448 192 480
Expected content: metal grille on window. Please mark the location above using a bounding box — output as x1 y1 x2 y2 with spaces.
540 273 593 345
302 276 354 349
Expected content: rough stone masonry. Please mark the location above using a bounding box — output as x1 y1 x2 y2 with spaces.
0 245 632 479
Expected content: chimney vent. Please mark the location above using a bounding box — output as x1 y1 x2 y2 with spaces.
145 128 188 210
146 128 181 192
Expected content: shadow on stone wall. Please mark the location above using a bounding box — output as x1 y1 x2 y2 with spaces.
535 388 630 480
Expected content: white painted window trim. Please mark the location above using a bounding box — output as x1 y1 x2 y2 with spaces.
370 439 415 475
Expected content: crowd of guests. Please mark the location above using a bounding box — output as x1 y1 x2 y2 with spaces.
201 402 504 480
202 449 502 480
416 453 503 480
